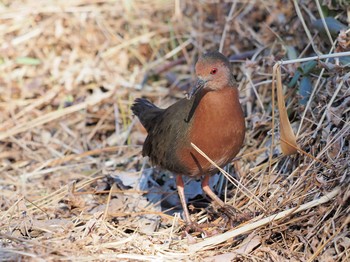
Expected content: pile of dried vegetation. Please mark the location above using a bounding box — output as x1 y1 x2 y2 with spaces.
0 0 349 261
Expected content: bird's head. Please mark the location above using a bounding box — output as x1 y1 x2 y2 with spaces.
187 51 233 99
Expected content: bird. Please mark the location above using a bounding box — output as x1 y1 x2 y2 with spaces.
131 51 245 225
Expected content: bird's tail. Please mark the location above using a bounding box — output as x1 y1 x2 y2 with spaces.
131 98 163 132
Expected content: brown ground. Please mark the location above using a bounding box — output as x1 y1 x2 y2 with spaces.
0 0 350 261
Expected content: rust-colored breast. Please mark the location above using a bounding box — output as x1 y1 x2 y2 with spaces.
177 87 245 176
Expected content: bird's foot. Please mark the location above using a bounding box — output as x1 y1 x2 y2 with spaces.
183 221 205 235
206 204 253 229
218 205 253 227
181 221 218 240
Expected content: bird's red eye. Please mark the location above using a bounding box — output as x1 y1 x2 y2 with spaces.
210 68 218 75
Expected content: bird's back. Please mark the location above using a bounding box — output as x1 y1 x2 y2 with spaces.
132 96 197 174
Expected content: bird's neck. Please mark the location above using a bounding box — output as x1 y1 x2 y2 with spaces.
185 86 239 123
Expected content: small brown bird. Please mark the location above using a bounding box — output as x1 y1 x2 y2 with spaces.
131 51 245 224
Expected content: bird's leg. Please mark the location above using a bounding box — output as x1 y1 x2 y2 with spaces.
201 174 225 207
176 175 212 237
176 175 191 224
201 174 244 224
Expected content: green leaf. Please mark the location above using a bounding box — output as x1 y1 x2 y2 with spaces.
287 71 301 88
286 46 298 60
339 56 350 66
16 57 41 65
312 17 347 37
301 60 317 75
299 76 313 105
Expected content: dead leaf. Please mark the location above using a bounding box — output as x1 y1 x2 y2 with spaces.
204 233 261 261
273 63 298 155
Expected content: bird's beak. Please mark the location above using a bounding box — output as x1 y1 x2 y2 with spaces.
186 79 206 100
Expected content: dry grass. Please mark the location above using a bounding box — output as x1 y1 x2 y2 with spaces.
0 0 349 261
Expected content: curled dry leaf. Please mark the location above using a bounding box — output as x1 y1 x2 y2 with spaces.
273 63 298 155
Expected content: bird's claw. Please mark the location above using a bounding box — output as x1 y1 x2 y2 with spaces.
215 204 253 228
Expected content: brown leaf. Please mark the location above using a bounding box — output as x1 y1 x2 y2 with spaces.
273 63 298 155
